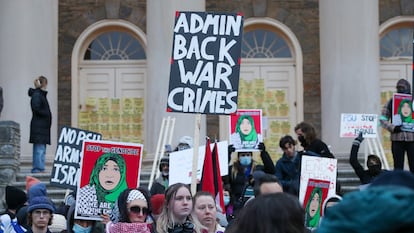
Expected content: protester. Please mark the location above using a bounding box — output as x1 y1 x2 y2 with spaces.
156 183 203 233
64 202 104 233
275 135 300 195
17 183 50 229
150 194 165 221
349 132 386 185
224 142 275 214
26 196 55 233
317 170 414 233
28 75 52 173
225 193 306 233
150 156 169 195
193 191 225 233
107 187 155 233
294 122 334 158
379 78 414 172
175 136 193 151
0 186 28 232
222 187 235 224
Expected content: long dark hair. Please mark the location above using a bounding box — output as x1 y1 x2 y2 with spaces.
117 187 153 223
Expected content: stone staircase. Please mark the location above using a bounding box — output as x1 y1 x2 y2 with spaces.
12 157 154 205
10 152 362 205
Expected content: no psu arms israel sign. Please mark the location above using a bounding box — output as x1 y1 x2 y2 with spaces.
167 11 244 115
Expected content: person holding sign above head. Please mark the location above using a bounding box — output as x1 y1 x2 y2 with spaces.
77 153 128 218
380 78 414 172
223 142 275 215
349 132 386 187
156 183 204 233
230 115 262 150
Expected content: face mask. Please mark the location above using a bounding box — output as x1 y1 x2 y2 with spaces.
162 171 169 177
73 223 92 233
239 156 252 166
298 135 307 147
223 196 230 206
368 164 381 176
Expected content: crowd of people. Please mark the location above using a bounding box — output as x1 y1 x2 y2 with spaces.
2 79 414 232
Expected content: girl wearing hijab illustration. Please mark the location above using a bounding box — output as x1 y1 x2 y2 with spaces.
77 153 128 219
397 99 414 124
230 115 262 150
305 187 322 229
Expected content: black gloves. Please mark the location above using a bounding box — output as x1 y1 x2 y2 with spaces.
352 132 364 146
394 125 402 133
228 144 235 154
258 142 266 151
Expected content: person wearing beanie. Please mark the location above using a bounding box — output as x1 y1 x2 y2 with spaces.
349 132 387 186
150 157 169 195
175 136 193 151
380 78 414 172
17 183 50 230
0 186 28 233
150 194 165 221
26 196 55 233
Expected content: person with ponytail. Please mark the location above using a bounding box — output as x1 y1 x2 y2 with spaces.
28 76 52 173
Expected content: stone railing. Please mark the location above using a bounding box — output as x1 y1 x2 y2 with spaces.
0 121 20 212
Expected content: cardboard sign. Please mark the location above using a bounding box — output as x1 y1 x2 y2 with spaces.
392 93 414 132
299 156 337 208
50 126 101 189
75 140 143 220
339 113 378 138
169 141 229 185
229 109 263 150
166 11 244 114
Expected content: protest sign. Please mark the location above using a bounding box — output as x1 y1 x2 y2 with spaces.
166 11 244 114
169 141 228 185
392 93 414 132
299 156 337 208
229 109 263 150
339 113 378 138
50 126 101 189
75 140 143 220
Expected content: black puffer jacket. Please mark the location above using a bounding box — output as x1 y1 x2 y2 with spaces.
28 88 52 144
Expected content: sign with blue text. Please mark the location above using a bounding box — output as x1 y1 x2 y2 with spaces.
167 11 244 114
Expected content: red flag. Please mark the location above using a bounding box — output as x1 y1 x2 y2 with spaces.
201 138 215 195
201 138 225 213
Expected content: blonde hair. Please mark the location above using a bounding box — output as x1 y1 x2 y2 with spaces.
34 76 48 89
156 183 204 233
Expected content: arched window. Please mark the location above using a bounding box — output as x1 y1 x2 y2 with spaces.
242 29 292 58
84 31 146 60
380 27 413 58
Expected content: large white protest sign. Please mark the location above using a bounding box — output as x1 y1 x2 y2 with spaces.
166 11 244 114
169 141 228 185
339 113 378 138
50 126 101 189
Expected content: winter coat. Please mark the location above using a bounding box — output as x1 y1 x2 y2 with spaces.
317 186 414 233
275 152 300 195
28 87 52 145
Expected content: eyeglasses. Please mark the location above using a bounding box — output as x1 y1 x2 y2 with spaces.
128 206 149 215
32 210 51 217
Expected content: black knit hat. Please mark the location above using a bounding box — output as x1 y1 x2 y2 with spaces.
6 185 27 209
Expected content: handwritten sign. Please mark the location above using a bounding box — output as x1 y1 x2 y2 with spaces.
166 11 244 114
339 113 378 138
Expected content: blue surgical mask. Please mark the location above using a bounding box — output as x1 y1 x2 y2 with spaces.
73 223 92 233
224 196 230 206
239 156 252 166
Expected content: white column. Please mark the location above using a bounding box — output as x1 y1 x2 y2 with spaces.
0 1 58 160
146 0 205 154
320 0 380 154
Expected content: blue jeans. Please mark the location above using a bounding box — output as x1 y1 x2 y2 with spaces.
32 144 46 173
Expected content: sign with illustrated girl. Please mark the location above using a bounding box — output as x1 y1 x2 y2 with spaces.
392 93 414 132
299 156 337 229
75 140 143 220
229 109 263 150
